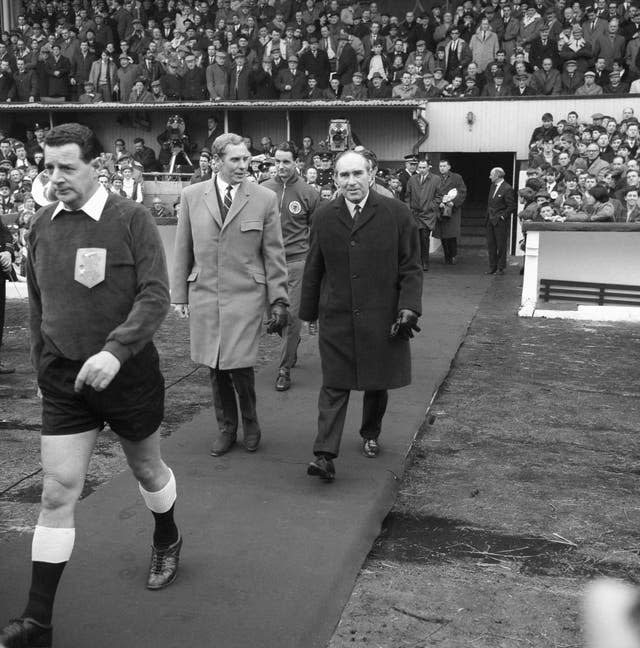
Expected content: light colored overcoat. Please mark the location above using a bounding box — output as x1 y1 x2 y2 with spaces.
171 176 288 369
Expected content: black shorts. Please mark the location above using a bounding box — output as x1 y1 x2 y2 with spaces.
38 343 164 441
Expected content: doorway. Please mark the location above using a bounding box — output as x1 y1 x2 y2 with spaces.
442 152 515 218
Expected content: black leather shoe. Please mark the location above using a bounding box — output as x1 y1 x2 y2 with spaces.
275 368 291 392
243 429 261 452
363 438 380 458
0 617 52 648
210 433 236 457
307 456 335 482
422 264 429 272
147 535 182 590
497 269 505 275
484 269 497 275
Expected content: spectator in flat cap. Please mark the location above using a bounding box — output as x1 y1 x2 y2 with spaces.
78 80 102 103
481 69 511 96
513 73 536 96
341 70 368 100
299 37 331 89
115 53 139 102
559 59 583 95
575 69 603 95
417 71 442 98
368 71 392 99
275 55 306 99
604 70 629 95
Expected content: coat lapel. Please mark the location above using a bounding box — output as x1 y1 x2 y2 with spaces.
334 196 354 231
202 178 223 228
351 191 377 234
221 178 249 231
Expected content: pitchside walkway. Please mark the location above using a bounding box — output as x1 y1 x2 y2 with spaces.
0 253 494 648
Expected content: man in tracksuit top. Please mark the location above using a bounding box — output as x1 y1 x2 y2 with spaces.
262 141 320 392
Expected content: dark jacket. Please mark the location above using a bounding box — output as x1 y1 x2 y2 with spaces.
434 172 467 239
227 64 251 100
299 192 422 391
486 180 516 225
335 43 359 86
181 66 207 100
299 48 331 88
45 54 71 98
13 69 38 101
275 68 307 99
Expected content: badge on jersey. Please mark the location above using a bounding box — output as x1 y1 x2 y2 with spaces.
289 200 302 214
74 248 106 288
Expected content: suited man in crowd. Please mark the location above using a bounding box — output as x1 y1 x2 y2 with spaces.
404 157 441 271
300 150 422 482
485 166 516 275
227 52 251 100
171 133 289 457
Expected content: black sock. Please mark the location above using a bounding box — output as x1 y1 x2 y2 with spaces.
152 504 179 549
22 561 66 625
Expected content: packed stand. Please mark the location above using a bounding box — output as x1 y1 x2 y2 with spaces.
2 0 640 104
520 106 640 226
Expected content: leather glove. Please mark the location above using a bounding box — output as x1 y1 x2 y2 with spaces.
266 302 288 336
389 309 421 340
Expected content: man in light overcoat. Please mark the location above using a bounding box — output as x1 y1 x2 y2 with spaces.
171 133 289 456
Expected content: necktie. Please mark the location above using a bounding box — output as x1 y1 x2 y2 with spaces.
493 183 500 198
352 204 361 227
420 174 426 184
223 185 233 221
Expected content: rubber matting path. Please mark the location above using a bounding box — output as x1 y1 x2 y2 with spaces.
0 256 491 648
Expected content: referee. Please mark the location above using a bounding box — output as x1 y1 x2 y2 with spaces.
0 123 181 648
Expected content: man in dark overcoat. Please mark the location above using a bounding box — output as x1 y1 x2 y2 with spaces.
300 150 423 482
433 158 467 265
485 166 516 275
405 156 441 271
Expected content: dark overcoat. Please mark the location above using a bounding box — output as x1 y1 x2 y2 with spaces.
433 171 467 239
299 192 422 391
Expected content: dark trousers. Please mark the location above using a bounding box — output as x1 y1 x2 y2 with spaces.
313 386 388 458
441 237 458 262
486 218 508 271
209 367 260 439
418 227 431 268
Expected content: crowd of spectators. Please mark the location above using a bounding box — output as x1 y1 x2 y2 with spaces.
520 105 640 223
2 0 640 104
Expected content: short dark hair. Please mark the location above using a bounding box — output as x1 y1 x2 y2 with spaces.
587 184 609 202
44 123 97 163
274 141 296 157
134 137 144 145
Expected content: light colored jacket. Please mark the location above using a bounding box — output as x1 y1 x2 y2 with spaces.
171 177 288 369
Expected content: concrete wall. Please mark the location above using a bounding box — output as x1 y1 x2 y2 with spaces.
418 98 638 159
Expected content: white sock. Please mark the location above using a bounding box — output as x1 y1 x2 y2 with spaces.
138 468 177 514
32 526 75 563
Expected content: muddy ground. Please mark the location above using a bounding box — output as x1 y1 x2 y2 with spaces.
328 277 640 647
2 273 640 648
